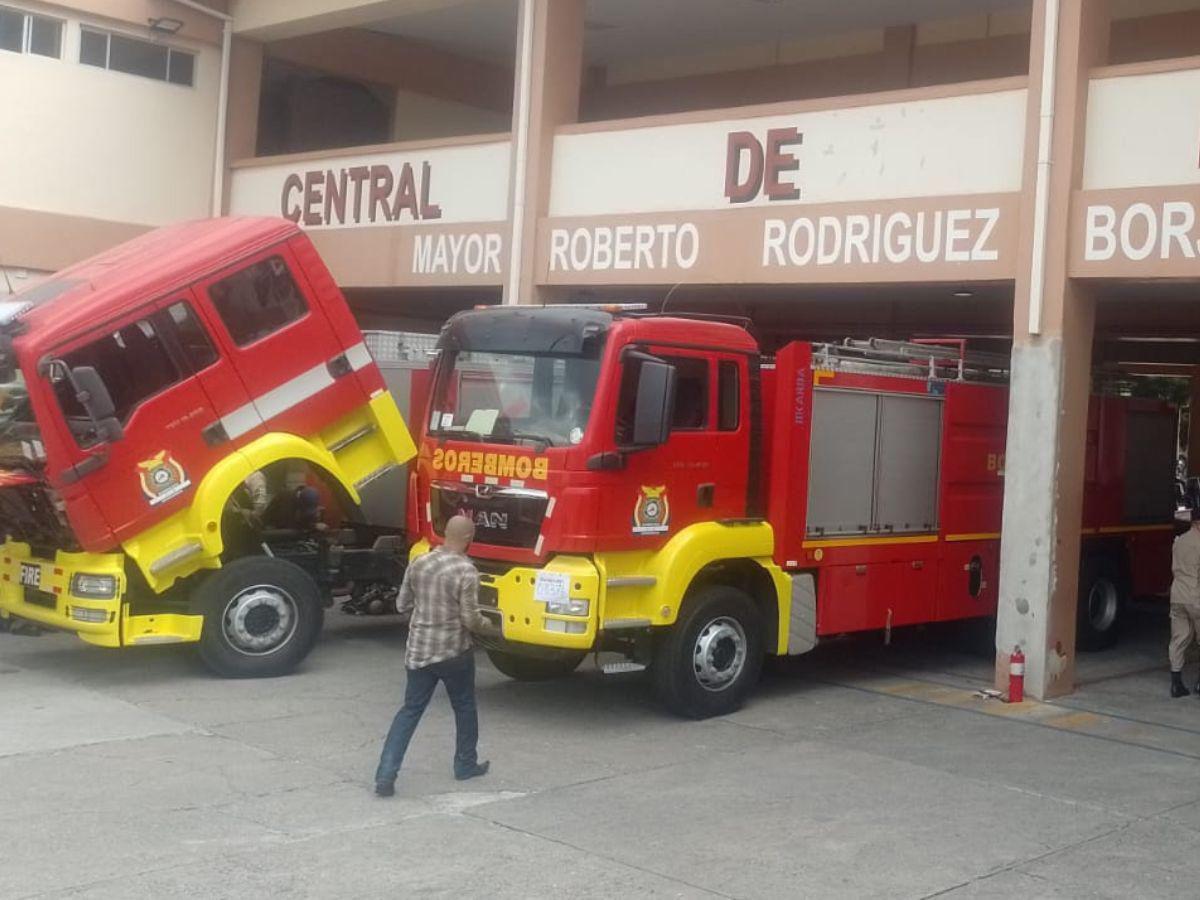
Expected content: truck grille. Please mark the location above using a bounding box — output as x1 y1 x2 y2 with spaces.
430 482 548 550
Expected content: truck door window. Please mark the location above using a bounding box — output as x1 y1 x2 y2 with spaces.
208 255 308 347
157 300 217 372
616 353 709 443
717 361 739 431
52 317 182 446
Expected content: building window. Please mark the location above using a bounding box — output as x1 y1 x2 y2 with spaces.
208 256 309 347
0 6 63 58
79 27 194 86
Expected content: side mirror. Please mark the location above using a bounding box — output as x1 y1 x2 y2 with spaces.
631 359 676 448
71 366 123 442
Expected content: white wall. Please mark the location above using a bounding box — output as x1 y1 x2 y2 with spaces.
0 4 220 226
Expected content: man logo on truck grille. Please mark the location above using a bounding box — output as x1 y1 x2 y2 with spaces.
137 451 191 506
633 486 670 535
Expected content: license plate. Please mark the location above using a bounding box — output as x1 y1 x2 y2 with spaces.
19 563 40 588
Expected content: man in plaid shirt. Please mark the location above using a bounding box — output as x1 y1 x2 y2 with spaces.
375 515 491 795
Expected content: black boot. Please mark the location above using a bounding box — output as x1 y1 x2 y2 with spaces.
1171 671 1190 698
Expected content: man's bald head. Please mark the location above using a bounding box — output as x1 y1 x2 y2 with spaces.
444 514 476 552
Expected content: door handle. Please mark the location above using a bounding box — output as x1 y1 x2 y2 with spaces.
58 451 109 485
696 483 714 508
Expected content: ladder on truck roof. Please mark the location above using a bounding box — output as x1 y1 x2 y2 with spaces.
811 338 1010 385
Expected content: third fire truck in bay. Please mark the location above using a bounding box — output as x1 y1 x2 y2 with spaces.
410 306 1176 717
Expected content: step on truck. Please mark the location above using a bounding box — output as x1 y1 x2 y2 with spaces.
410 306 1177 718
0 217 416 675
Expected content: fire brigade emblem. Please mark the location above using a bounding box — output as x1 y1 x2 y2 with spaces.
632 485 670 535
137 451 191 506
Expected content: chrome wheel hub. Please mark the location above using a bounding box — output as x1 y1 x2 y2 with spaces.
692 616 747 692
222 585 298 655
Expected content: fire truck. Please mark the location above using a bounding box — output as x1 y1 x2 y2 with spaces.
410 306 1176 718
0 218 416 675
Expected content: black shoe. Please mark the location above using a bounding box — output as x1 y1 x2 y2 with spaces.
375 781 395 797
1171 672 1190 698
454 761 490 781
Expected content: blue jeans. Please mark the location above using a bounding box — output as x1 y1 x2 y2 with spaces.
375 651 479 784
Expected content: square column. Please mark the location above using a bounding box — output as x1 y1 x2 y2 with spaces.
997 0 1110 699
504 0 584 304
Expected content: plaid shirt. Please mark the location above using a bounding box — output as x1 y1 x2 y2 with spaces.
397 547 485 669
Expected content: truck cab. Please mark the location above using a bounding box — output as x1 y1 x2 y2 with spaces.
410 306 780 715
0 217 415 674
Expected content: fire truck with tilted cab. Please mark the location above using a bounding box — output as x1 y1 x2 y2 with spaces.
0 217 416 675
410 305 1177 718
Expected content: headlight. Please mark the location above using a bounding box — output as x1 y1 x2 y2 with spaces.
545 597 589 617
70 606 109 623
70 573 118 599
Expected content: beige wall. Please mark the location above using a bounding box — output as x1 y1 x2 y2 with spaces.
391 89 511 142
0 3 221 228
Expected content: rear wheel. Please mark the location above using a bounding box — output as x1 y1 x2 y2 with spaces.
652 585 764 719
486 647 586 681
197 556 325 677
1076 555 1124 651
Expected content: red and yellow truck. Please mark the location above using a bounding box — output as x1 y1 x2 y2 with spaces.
0 218 415 675
410 307 1176 717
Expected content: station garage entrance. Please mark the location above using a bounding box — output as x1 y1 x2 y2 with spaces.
539 281 1193 699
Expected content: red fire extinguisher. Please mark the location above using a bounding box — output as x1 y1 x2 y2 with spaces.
1008 645 1025 703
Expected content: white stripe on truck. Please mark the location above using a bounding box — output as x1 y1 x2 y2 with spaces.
219 343 373 441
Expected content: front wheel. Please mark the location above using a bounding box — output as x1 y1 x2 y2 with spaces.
653 585 764 719
196 556 325 677
1076 555 1125 652
486 647 586 681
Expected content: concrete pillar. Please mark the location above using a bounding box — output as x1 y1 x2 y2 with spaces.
996 0 1110 699
504 0 584 305
220 37 265 213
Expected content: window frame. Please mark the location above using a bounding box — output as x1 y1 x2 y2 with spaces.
77 25 195 87
614 349 712 445
717 359 741 432
206 254 312 349
0 5 63 59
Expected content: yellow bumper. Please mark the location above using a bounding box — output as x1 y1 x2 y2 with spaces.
479 555 600 651
0 541 203 648
409 541 600 651
0 542 125 646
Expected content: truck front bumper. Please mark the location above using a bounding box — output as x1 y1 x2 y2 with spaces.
0 541 202 647
476 554 600 651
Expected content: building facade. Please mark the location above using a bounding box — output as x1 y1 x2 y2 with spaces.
5 0 1200 697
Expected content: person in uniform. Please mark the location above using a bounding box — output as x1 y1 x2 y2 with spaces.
1169 508 1200 697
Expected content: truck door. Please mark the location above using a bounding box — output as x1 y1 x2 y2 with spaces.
191 246 363 444
601 348 748 548
46 297 234 542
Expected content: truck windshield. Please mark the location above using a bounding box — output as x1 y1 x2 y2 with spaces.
0 369 44 467
429 350 601 447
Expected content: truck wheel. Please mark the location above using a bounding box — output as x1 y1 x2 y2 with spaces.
1076 556 1124 652
652 585 764 719
486 647 585 681
197 557 325 678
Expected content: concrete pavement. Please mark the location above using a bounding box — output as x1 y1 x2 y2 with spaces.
3 605 1200 898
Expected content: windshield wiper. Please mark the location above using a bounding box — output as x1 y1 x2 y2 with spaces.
502 432 552 453
432 429 488 444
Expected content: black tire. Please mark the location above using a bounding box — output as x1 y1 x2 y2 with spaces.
486 647 586 681
1076 555 1125 652
652 585 764 719
196 556 325 677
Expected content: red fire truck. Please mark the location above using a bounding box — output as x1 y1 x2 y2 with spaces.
410 307 1176 717
0 218 415 675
